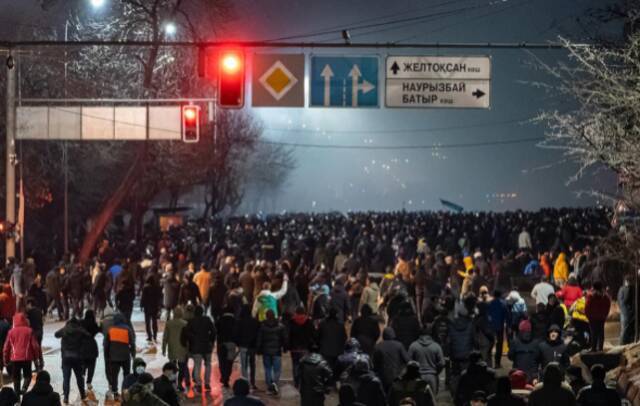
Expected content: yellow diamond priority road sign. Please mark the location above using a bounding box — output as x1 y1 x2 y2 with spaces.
252 54 305 107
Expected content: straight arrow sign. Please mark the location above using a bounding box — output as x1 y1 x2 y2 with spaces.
349 65 362 107
321 65 334 107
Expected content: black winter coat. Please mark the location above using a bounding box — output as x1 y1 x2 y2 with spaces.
346 371 387 406
153 375 179 406
55 319 91 360
391 311 421 351
288 314 315 351
455 362 497 406
448 315 475 361
20 381 61 406
256 319 287 356
330 284 351 323
298 352 332 399
507 332 540 381
233 315 260 349
351 315 381 354
183 315 216 354
373 337 409 388
141 282 163 314
317 317 347 358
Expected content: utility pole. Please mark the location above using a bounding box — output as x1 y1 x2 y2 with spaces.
5 53 17 261
63 20 69 254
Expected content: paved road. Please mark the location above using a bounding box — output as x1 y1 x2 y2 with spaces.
1 306 622 405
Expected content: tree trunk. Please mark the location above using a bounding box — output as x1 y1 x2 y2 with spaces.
78 145 146 263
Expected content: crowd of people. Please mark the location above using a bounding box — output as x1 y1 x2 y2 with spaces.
0 207 630 405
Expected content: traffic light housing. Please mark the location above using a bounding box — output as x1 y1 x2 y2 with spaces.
182 105 200 143
218 50 245 108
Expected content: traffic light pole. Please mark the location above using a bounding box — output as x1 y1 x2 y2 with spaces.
5 54 16 262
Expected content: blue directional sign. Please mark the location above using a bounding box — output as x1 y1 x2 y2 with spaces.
310 56 379 108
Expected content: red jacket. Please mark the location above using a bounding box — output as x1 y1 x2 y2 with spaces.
3 313 41 364
585 292 611 322
556 285 583 307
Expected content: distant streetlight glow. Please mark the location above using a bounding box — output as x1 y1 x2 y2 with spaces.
90 0 105 8
164 22 177 36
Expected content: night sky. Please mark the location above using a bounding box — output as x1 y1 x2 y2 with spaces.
0 0 622 213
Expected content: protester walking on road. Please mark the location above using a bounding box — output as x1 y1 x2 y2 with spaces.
256 309 288 395
80 309 101 391
182 305 216 393
298 345 333 406
374 327 409 393
54 317 90 404
161 306 189 392
234 304 260 389
140 274 162 343
3 312 43 396
104 313 136 400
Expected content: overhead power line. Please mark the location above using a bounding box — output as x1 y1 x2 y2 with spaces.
260 137 544 150
0 40 573 50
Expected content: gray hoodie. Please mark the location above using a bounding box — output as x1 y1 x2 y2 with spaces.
408 334 445 378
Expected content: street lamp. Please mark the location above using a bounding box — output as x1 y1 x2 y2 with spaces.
90 0 106 8
164 22 177 37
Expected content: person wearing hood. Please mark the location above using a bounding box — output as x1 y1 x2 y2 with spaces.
288 305 315 388
585 281 611 352
575 363 621 406
351 304 381 355
486 375 526 406
256 309 288 395
298 344 333 406
528 362 576 405
54 317 91 403
20 371 61 406
546 294 567 331
104 312 136 400
505 291 527 336
234 304 260 390
391 301 421 351
538 324 568 373
388 360 436 406
122 358 147 392
3 312 42 396
252 273 289 322
336 338 370 382
448 295 476 377
343 358 387 406
454 351 497 406
408 326 444 395
475 301 496 366
553 253 569 288
182 305 216 393
316 307 347 381
373 327 409 392
178 272 201 306
360 275 380 315
122 372 168 406
507 320 540 382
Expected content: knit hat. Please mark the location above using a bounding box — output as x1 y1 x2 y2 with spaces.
518 319 532 333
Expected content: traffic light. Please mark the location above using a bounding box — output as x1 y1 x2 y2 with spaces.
218 50 245 108
182 105 200 143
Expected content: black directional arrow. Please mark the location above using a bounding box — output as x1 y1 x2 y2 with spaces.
390 61 400 75
472 89 486 99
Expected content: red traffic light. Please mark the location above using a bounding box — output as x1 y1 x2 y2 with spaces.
218 50 245 108
182 105 200 143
